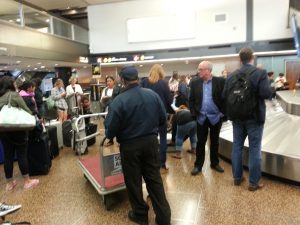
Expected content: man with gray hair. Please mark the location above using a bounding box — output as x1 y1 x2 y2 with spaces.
189 61 226 175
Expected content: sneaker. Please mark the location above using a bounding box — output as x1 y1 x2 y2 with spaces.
248 183 264 192
234 177 245 186
0 203 22 217
5 180 17 192
24 179 39 190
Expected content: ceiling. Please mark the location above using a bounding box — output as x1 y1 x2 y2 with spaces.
23 0 133 11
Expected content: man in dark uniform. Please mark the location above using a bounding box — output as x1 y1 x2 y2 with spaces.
104 66 171 225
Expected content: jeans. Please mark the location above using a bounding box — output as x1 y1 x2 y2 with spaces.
232 120 264 185
158 123 167 167
175 121 197 151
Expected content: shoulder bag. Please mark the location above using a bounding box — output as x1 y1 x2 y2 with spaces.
0 93 36 131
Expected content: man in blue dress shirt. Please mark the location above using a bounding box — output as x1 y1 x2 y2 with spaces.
189 61 226 175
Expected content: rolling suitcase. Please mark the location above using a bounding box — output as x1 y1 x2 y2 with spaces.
62 120 73 147
28 133 52 176
46 126 59 158
45 120 63 149
71 117 88 155
85 123 97 146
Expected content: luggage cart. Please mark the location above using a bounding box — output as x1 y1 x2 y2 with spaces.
73 113 126 210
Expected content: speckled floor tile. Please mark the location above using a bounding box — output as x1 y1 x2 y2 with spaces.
0 131 299 225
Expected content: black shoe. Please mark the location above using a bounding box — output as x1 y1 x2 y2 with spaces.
128 211 148 225
167 141 175 146
234 177 245 186
211 164 224 173
191 167 201 176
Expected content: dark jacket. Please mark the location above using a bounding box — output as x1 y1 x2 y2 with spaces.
140 78 173 113
189 76 225 118
0 91 31 114
223 64 272 124
104 83 166 143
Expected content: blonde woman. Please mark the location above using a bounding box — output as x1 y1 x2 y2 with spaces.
51 79 68 122
141 64 172 173
66 76 83 115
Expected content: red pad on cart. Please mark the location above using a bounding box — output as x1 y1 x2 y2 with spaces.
79 156 124 189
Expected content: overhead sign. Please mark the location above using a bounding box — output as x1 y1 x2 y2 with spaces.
79 56 89 63
98 55 155 64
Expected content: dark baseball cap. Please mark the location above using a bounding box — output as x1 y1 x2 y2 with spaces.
119 66 138 81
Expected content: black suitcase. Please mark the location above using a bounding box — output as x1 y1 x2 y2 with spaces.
28 133 52 176
85 123 98 146
62 120 72 147
46 126 59 158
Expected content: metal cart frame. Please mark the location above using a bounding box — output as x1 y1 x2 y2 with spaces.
73 113 126 210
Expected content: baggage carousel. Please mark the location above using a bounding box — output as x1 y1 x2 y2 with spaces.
219 90 300 183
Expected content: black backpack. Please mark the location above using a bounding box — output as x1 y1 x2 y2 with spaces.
226 67 257 120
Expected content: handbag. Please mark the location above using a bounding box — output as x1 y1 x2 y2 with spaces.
46 96 55 110
0 93 36 131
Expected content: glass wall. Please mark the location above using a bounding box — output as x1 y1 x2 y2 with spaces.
53 18 72 39
0 0 88 44
23 6 51 34
0 0 22 25
74 25 89 44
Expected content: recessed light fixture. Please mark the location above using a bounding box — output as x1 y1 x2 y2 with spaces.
46 19 50 23
161 64 164 66
27 65 31 67
34 67 38 70
37 62 41 65
16 18 20 22
40 66 45 69
139 65 143 67
55 64 59 66
9 20 13 23
16 61 21 64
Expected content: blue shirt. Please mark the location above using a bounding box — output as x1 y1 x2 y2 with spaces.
198 80 222 125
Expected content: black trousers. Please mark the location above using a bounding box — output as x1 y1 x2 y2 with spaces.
120 135 171 225
1 131 29 179
194 119 222 169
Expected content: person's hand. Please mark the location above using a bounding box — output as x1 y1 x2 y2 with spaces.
61 92 66 97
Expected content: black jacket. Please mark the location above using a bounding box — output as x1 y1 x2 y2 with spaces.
189 76 225 118
223 64 272 124
104 83 166 143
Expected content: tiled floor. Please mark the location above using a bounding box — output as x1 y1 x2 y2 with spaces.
0 129 300 225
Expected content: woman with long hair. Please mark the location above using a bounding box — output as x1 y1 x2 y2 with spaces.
100 76 115 146
141 64 172 173
0 76 39 191
51 79 68 122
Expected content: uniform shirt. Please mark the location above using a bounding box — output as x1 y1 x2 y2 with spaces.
105 83 167 143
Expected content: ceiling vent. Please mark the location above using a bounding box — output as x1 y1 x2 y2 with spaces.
215 14 226 22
